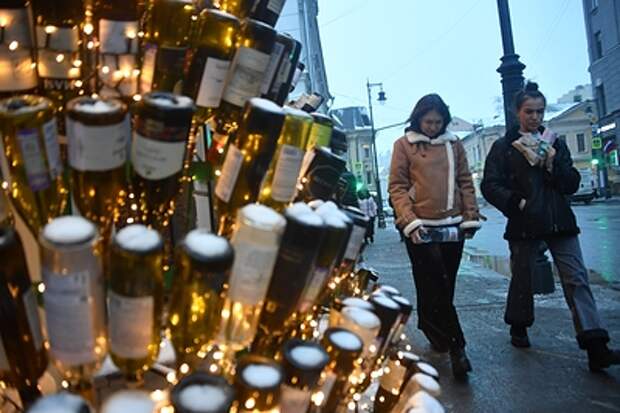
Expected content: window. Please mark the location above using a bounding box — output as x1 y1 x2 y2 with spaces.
594 31 603 59
558 135 567 142
591 0 598 10
577 134 586 153
363 146 371 158
366 171 373 185
596 84 607 116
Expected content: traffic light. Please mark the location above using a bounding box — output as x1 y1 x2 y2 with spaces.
591 158 600 166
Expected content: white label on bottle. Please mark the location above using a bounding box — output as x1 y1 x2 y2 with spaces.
98 54 139 97
344 225 366 261
22 287 44 351
260 42 285 95
270 57 291 95
280 385 311 413
131 132 186 180
228 240 279 305
140 43 157 94
298 149 315 180
17 128 50 191
222 47 271 108
320 372 337 402
271 144 304 202
99 19 139 54
215 144 243 202
1 8 33 47
108 291 153 360
0 336 8 371
0 50 38 91
299 267 329 312
68 117 129 171
380 359 406 394
43 270 98 366
268 0 285 14
196 57 230 108
42 119 63 179
36 25 79 51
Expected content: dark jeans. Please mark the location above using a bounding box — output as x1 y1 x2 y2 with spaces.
405 239 466 350
507 236 609 348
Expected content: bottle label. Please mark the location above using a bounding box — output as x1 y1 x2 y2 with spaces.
270 144 304 202
108 291 154 359
196 57 230 108
139 43 157 94
215 144 243 203
17 127 50 191
222 46 271 108
99 53 140 97
0 336 8 371
269 56 291 96
36 26 81 82
43 270 98 366
320 372 337 403
379 359 407 395
344 225 366 261
0 50 38 92
299 266 329 313
42 118 63 179
1 7 34 47
268 0 285 14
228 239 279 305
132 132 186 180
22 287 44 351
99 19 139 54
68 117 129 171
280 385 311 413
260 42 285 95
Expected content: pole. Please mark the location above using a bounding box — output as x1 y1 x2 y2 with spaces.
496 0 553 294
367 79 386 228
496 0 525 130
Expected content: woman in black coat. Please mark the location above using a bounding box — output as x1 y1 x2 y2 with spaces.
481 81 619 372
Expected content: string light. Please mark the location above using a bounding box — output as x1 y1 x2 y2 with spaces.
8 41 18 51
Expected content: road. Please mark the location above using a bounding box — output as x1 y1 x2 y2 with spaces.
466 198 620 285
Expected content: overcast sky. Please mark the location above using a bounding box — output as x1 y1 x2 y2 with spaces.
317 0 591 153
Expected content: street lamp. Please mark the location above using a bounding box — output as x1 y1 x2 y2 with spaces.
366 79 387 228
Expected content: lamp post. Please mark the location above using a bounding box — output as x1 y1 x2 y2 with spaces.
496 0 554 294
496 0 525 130
366 79 387 228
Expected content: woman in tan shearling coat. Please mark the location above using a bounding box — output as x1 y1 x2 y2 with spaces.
389 94 482 379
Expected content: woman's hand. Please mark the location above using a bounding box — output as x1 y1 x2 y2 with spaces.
410 226 427 244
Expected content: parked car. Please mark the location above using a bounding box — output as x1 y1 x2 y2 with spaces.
571 167 596 204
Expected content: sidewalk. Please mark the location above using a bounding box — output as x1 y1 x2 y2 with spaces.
363 224 620 413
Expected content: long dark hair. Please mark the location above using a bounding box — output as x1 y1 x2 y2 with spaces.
514 81 547 111
405 94 452 136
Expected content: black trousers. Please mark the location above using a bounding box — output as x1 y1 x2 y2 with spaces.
404 239 466 350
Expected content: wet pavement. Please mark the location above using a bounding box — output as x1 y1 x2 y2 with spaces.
468 198 620 286
363 220 620 413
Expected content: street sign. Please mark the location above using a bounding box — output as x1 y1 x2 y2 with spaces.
592 137 602 150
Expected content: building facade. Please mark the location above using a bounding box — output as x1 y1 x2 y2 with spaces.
276 0 332 111
582 0 620 192
329 106 378 193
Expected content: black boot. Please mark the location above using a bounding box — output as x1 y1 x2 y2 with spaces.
510 325 530 348
449 347 472 380
587 340 620 372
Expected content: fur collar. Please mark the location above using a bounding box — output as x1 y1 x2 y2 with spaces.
405 130 457 145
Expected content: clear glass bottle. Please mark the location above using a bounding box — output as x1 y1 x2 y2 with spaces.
39 216 106 397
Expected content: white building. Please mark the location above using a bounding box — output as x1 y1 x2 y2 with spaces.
276 0 331 111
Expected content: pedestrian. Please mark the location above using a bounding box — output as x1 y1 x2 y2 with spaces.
389 94 483 379
359 189 377 243
481 81 620 372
